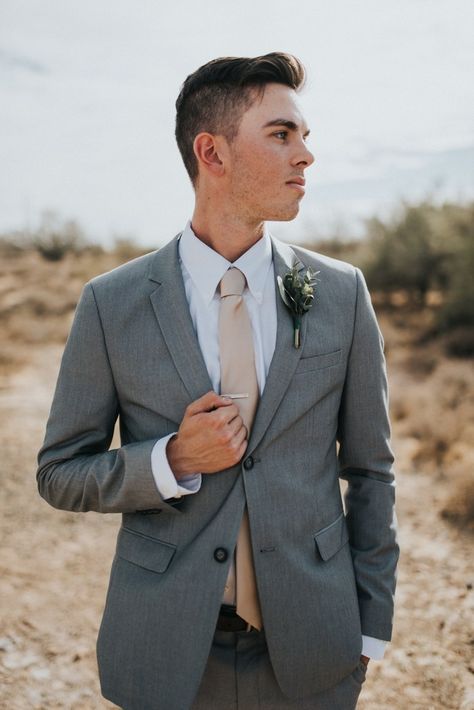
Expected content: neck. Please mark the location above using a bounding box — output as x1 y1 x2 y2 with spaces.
191 205 265 262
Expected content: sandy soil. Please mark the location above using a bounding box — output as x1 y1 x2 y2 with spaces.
1 341 473 710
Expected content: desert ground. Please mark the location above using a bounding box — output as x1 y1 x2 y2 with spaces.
1 250 473 709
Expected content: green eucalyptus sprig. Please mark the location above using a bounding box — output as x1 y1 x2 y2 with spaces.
277 263 319 348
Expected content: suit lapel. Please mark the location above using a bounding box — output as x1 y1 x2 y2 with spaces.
148 234 214 402
247 237 308 456
148 232 309 454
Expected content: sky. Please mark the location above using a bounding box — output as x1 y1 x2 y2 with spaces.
1 0 473 247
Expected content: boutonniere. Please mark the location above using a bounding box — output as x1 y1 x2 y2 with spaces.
277 263 319 348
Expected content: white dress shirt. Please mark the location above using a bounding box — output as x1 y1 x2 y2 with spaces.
150 220 386 660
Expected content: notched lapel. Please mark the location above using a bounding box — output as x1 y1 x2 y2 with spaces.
148 235 213 402
247 238 308 456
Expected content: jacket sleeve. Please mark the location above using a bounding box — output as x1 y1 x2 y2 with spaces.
36 282 179 515
337 267 399 641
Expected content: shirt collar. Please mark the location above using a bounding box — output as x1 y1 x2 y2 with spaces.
178 220 273 305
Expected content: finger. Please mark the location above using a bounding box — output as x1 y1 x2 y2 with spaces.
227 415 246 437
233 422 248 446
213 402 240 426
236 437 249 459
185 391 232 417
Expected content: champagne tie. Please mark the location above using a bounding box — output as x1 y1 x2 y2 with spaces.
218 267 262 630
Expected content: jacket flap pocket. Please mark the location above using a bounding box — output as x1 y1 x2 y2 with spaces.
294 349 342 374
117 527 176 573
314 512 349 561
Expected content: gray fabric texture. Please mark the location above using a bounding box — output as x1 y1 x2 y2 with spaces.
192 628 367 710
37 233 399 709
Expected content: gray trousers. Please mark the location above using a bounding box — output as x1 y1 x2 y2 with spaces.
192 628 367 710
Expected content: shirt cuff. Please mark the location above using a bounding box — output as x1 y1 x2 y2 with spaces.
151 433 202 500
361 635 387 660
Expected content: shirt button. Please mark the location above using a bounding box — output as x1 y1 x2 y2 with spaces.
214 547 228 563
243 456 254 470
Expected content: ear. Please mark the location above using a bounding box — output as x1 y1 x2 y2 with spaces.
193 133 226 178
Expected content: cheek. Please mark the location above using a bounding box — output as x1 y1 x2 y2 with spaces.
230 145 286 198
235 142 281 173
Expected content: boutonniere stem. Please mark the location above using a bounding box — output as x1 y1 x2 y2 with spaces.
293 316 302 349
277 263 319 348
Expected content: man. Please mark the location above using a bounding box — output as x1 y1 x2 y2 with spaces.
37 53 399 709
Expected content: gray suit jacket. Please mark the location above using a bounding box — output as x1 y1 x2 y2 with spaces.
37 233 399 710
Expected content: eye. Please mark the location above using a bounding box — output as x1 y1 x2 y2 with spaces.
273 130 288 140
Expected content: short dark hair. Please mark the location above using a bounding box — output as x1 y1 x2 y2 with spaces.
175 52 306 185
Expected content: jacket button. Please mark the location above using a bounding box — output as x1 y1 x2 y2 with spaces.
243 456 254 470
214 547 228 563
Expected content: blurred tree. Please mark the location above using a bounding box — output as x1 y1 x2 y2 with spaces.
438 203 474 331
362 200 451 305
33 210 87 261
304 198 473 354
112 236 149 261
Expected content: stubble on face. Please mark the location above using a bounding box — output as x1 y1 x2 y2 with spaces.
225 84 313 225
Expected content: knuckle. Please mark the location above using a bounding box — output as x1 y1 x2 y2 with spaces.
211 418 222 433
221 430 233 445
201 391 214 407
209 416 220 430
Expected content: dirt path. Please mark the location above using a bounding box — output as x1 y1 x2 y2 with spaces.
1 345 473 709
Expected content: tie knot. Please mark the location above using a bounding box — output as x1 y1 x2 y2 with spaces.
219 267 246 298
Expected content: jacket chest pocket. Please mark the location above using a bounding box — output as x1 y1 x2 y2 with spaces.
294 349 342 375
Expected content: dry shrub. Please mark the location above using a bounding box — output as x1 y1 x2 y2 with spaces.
388 337 473 470
112 237 149 262
387 337 474 535
410 415 461 471
441 474 474 532
401 353 438 378
0 249 133 373
441 327 474 358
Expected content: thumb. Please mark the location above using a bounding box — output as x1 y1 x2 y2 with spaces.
185 390 232 417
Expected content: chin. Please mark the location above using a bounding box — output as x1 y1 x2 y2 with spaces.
267 204 300 222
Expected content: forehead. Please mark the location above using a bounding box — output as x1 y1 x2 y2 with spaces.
240 83 307 130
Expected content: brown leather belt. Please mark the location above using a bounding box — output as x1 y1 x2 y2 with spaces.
216 605 253 632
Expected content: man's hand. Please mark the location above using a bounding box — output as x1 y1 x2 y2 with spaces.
166 391 248 479
360 655 370 667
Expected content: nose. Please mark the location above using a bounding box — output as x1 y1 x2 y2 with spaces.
293 142 315 169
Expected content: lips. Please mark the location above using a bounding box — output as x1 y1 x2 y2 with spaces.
286 176 306 187
286 176 306 195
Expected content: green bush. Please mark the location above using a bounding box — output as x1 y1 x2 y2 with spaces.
306 198 473 354
435 203 474 333
362 199 456 304
362 199 473 353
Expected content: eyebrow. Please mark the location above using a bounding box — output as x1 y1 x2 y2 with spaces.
262 118 311 137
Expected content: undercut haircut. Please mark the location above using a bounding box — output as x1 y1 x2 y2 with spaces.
175 52 306 186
